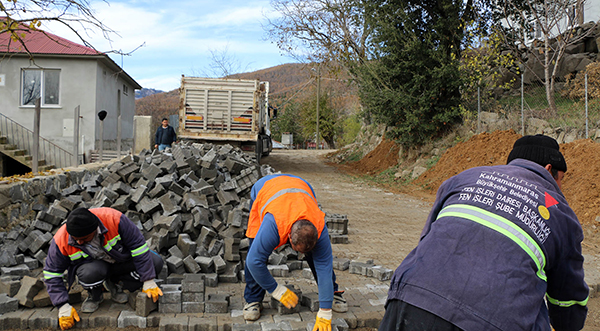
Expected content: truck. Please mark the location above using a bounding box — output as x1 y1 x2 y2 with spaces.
178 76 275 162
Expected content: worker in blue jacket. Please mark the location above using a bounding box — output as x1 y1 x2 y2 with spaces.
155 117 177 151
380 134 588 331
44 207 164 330
243 174 347 331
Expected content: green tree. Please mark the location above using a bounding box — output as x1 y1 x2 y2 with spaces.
355 0 472 146
270 103 305 145
300 90 340 148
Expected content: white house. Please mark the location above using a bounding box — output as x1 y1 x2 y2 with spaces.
0 22 141 170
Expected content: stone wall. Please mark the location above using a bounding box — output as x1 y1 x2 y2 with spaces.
0 162 107 230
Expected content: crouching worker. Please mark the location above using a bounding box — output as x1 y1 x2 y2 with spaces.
43 207 164 330
243 174 348 331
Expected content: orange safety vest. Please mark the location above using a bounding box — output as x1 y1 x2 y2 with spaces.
53 207 122 261
246 176 325 248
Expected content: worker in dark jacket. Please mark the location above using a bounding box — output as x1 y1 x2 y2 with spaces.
243 174 347 331
380 134 588 331
43 207 164 330
154 117 177 151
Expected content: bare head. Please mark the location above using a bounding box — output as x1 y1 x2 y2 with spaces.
162 118 169 127
289 219 318 253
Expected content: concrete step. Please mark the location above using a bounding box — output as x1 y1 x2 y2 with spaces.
3 149 26 157
38 164 55 172
0 144 17 151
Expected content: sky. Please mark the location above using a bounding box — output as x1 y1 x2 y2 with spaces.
44 0 296 92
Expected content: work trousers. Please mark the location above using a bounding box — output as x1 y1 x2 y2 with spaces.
75 251 164 300
243 238 339 304
379 299 463 331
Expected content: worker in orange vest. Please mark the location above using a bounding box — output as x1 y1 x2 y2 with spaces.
43 207 164 330
243 174 347 331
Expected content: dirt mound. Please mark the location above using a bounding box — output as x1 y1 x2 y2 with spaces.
414 129 600 226
338 138 400 175
415 130 520 191
334 129 600 226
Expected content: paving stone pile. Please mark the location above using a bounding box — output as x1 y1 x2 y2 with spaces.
0 142 357 326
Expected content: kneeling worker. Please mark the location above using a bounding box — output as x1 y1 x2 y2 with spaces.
43 207 164 330
243 174 347 331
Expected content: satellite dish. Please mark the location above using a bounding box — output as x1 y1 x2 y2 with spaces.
98 110 107 121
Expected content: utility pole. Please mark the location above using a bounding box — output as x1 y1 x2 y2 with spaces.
316 65 320 150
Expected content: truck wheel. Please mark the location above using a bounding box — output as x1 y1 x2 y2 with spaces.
255 140 262 164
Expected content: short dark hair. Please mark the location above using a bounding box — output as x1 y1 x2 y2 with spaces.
162 118 168 122
290 219 318 253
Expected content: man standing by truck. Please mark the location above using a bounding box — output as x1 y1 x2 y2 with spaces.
379 135 588 331
154 117 177 151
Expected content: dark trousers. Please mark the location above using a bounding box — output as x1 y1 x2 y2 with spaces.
75 251 163 300
243 238 339 304
379 300 463 331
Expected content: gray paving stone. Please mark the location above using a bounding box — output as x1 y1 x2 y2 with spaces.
189 316 218 331
332 317 349 331
159 302 182 314
183 256 201 274
261 321 293 331
89 308 118 328
0 276 21 297
160 315 189 331
182 292 205 302
118 310 147 328
182 301 205 313
300 292 319 312
0 293 18 313
136 291 158 317
28 306 58 329
0 308 35 329
14 275 44 308
205 293 229 314
232 323 262 331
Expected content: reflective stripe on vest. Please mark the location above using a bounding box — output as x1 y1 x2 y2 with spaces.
43 270 64 280
260 187 317 217
104 234 121 252
546 293 588 307
437 204 547 281
131 243 149 257
68 250 89 261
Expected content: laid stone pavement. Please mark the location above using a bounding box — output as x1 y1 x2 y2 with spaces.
0 265 388 330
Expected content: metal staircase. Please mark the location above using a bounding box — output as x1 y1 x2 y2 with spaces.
0 112 73 172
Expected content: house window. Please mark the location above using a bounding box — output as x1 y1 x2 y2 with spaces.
22 69 60 106
123 84 129 96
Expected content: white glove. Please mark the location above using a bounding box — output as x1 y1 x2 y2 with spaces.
316 309 333 320
143 279 158 291
270 283 298 309
58 303 74 318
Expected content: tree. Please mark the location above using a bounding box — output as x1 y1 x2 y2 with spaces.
270 102 305 145
354 0 473 146
265 0 373 73
300 89 339 148
492 0 595 115
194 44 252 78
0 0 114 58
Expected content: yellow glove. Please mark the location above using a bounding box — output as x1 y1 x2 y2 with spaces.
142 279 163 302
271 284 298 309
312 309 332 331
58 303 80 330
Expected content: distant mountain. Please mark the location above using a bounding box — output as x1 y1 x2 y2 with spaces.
135 88 165 99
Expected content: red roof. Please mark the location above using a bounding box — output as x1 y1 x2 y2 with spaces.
0 21 100 55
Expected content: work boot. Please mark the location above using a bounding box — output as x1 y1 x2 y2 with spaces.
105 279 128 304
332 291 348 313
81 296 104 313
243 302 262 321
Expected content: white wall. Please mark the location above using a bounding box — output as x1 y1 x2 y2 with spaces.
0 56 98 158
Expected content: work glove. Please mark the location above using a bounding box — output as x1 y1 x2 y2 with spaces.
312 308 332 331
58 303 80 330
271 283 298 309
142 279 163 302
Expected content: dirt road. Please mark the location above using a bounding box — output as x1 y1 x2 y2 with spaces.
263 149 600 331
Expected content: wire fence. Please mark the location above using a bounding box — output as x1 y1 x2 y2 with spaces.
462 70 600 141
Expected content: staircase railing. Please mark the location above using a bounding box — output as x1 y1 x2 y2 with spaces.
0 112 73 169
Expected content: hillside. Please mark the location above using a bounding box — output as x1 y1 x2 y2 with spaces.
135 62 358 127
